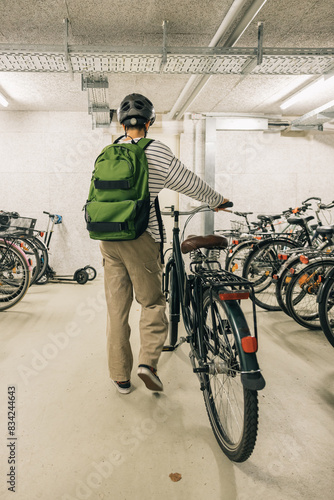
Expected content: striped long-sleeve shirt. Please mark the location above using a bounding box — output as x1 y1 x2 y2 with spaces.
120 137 225 242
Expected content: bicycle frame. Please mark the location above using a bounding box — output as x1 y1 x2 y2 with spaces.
162 206 265 392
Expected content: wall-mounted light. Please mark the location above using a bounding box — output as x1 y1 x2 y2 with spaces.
0 91 9 107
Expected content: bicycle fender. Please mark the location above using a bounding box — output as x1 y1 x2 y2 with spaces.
222 299 266 391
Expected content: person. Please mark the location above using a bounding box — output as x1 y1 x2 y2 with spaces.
99 93 231 394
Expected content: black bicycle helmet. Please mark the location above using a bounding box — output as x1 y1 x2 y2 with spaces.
117 93 156 127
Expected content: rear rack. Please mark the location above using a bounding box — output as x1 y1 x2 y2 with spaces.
193 268 258 341
0 217 37 238
195 268 253 290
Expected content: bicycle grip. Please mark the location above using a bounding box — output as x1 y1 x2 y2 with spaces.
215 201 234 211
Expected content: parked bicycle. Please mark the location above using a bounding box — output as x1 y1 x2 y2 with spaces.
161 204 265 462
0 213 35 311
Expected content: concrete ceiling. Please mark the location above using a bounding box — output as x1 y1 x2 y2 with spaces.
0 0 333 123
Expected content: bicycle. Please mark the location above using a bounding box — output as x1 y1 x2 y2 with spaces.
161 204 265 462
0 214 35 311
241 199 334 312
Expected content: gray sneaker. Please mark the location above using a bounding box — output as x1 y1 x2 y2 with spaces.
137 365 163 392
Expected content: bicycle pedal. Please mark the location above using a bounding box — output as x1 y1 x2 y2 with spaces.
162 345 175 351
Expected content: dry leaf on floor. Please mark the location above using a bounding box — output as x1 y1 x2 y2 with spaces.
169 472 182 482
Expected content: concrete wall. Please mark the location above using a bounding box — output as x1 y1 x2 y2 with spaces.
179 117 334 234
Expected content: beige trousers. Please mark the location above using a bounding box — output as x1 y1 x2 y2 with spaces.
99 232 168 381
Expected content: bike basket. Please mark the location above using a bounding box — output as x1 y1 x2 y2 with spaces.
231 220 248 232
0 217 37 237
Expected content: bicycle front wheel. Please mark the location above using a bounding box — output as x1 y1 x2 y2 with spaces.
201 290 258 462
0 241 31 310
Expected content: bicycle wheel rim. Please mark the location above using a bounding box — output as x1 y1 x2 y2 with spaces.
201 291 258 462
243 239 299 311
0 242 31 310
29 237 48 283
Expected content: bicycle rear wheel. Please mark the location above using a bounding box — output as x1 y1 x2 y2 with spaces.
0 241 31 310
201 290 258 462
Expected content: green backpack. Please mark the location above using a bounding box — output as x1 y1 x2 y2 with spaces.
85 137 154 241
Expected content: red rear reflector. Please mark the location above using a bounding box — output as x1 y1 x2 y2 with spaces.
40 231 44 237
232 240 239 245
300 255 309 264
289 268 295 274
278 254 288 260
273 274 278 280
241 336 258 353
20 242 24 248
256 236 262 240
219 292 250 301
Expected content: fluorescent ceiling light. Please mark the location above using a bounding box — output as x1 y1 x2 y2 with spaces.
216 117 268 130
0 92 9 107
280 74 334 110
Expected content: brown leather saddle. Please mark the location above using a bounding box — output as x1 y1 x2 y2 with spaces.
181 234 228 254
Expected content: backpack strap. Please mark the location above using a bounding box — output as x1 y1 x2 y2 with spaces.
154 196 164 265
137 138 154 150
113 134 125 144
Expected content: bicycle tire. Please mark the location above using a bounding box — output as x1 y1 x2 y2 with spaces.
0 241 31 310
201 290 258 462
275 255 305 316
318 270 334 347
242 238 300 311
275 243 334 316
168 263 180 346
28 236 49 283
225 239 257 277
285 259 334 330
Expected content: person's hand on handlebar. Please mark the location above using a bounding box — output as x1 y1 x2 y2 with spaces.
214 199 234 211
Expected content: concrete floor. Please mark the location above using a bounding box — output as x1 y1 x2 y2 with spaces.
1 277 334 500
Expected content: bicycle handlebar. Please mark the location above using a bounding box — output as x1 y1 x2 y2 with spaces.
319 201 334 210
43 211 63 224
303 196 321 203
161 204 232 217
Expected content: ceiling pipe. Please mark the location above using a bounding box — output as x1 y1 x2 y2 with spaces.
167 0 249 121
167 0 268 121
